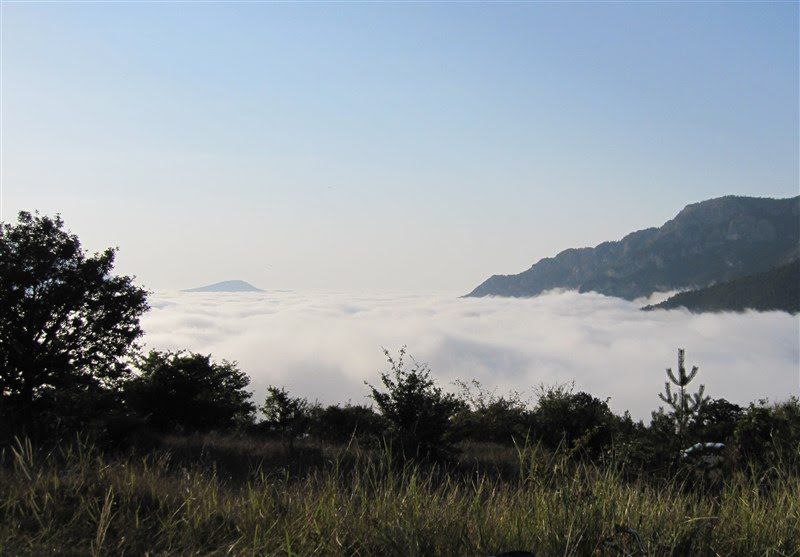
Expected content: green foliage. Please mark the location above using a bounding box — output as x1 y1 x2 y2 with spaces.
617 408 681 471
734 397 800 467
1 436 799 556
260 386 309 448
366 347 464 460
645 259 800 314
125 350 255 432
2 209 798 554
308 403 386 444
688 397 743 442
453 379 531 444
532 383 619 456
658 348 709 446
0 211 149 436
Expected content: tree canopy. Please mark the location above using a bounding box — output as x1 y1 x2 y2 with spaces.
0 211 149 429
260 386 310 447
125 350 255 432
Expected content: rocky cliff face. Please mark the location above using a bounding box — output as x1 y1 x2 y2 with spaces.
467 196 800 300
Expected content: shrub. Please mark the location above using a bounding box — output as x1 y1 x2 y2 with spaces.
308 403 386 444
124 350 255 432
734 397 800 468
532 383 617 455
366 347 464 460
453 380 532 444
260 386 310 448
689 397 743 443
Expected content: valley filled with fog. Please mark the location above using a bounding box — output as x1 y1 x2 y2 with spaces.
142 290 800 419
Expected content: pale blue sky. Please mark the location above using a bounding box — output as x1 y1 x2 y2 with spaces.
2 2 798 291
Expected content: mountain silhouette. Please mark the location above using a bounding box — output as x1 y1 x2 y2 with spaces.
183 280 263 293
643 259 799 314
468 195 799 300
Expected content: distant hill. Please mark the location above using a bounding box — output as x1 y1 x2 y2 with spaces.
183 280 263 293
468 195 799 300
642 260 799 314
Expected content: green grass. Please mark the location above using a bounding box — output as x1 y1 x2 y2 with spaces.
1 436 798 556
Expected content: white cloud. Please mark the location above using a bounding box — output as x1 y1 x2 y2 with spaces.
140 290 800 420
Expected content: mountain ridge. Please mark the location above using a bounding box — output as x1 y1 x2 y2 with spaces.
642 259 800 314
183 280 263 293
467 195 800 300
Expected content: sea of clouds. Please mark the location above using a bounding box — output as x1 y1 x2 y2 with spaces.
141 290 799 420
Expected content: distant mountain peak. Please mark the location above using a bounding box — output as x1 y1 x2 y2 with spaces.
183 280 263 293
467 195 800 300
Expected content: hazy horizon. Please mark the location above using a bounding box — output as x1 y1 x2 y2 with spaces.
2 2 798 292
3 2 798 408
142 288 799 420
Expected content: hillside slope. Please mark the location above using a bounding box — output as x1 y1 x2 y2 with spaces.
642 260 799 314
468 195 800 300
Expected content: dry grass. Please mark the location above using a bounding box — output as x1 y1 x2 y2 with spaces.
0 436 798 556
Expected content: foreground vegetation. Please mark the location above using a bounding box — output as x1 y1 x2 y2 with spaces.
2 435 799 556
3 211 799 555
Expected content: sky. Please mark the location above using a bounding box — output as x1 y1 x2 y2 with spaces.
2 2 798 292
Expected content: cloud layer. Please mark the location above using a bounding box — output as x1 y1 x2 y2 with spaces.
141 290 800 419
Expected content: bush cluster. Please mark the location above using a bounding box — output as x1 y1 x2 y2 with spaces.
2 211 799 478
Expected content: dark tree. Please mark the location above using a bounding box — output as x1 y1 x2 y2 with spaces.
260 386 310 448
308 403 386 444
533 384 617 455
689 398 743 442
366 347 464 460
125 350 255 432
0 211 148 430
454 379 531 444
734 398 800 467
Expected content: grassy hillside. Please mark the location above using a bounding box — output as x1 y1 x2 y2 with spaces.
644 259 800 314
1 436 799 556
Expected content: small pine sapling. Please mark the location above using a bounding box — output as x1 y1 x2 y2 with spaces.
658 348 709 447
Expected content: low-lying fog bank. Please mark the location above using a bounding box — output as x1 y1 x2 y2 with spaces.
142 290 799 420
